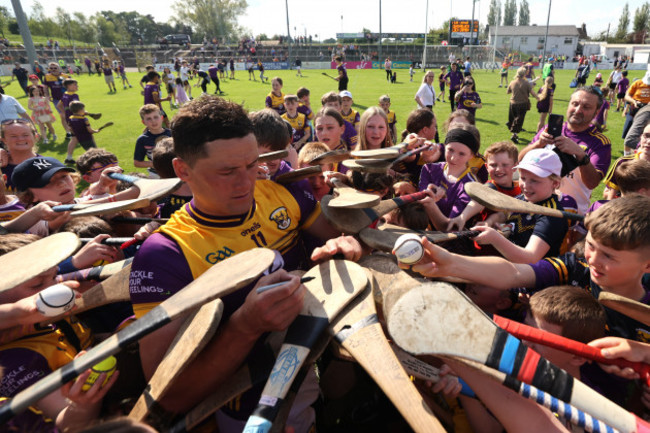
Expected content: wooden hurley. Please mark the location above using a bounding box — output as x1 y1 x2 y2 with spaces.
598 291 650 327
465 182 584 221
308 148 350 165
327 178 381 209
350 143 406 160
0 232 80 293
68 198 152 217
55 257 134 284
321 191 428 234
345 144 433 173
386 282 650 433
274 165 322 185
447 357 621 433
328 270 446 433
359 226 479 252
96 121 114 132
107 172 183 201
259 149 289 163
242 260 368 433
321 72 337 80
129 299 225 421
0 249 276 423
342 159 393 173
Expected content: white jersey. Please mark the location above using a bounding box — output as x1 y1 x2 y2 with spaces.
180 66 190 81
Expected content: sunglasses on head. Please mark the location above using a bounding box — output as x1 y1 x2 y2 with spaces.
1 119 30 126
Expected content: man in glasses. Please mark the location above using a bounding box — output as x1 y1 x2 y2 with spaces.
43 62 71 138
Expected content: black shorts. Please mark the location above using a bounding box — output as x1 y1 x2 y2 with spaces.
79 139 97 151
166 83 174 94
608 82 617 90
617 92 626 99
338 76 349 91
577 76 587 85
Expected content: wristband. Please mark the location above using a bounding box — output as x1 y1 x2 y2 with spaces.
577 154 590 166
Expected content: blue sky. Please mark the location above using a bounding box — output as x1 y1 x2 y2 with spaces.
6 0 648 41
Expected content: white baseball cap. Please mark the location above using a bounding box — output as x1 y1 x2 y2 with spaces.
339 90 353 99
514 148 562 178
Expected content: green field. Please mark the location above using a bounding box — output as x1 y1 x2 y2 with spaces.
3 67 643 199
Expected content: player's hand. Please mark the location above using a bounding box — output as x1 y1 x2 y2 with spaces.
420 143 441 164
429 364 463 398
71 234 119 269
554 136 586 159
257 164 270 180
588 337 650 379
324 171 349 188
61 350 120 405
233 270 305 338
447 214 467 232
469 225 500 245
311 235 364 263
11 281 80 325
408 236 455 278
28 201 62 221
98 165 123 190
419 184 445 208
132 221 161 241
535 131 555 148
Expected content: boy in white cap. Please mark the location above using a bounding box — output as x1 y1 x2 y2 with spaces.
339 90 359 131
470 148 569 263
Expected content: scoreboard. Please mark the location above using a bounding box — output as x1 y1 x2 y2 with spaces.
451 20 479 38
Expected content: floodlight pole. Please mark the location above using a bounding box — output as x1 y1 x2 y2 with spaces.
542 0 552 61
423 0 429 70
10 0 37 67
379 0 383 62
285 0 292 69
492 0 500 63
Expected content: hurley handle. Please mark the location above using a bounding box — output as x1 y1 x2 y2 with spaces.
391 191 428 207
108 172 138 183
391 144 433 166
493 314 650 385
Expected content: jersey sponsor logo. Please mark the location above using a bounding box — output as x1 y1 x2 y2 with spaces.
205 246 236 264
269 207 291 230
241 222 261 237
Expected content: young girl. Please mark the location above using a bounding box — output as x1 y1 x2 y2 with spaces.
175 77 189 106
265 77 286 115
418 123 480 230
471 148 569 263
536 76 555 133
162 67 177 109
454 77 482 117
314 108 348 174
437 65 447 102
358 106 392 150
27 86 56 144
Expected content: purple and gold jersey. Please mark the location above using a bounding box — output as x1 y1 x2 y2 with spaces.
533 123 611 214
603 153 640 192
265 91 286 115
208 66 218 78
524 62 535 79
0 318 92 397
0 197 25 221
386 110 396 130
68 114 93 142
43 73 69 100
531 253 650 342
418 162 477 218
444 70 464 90
342 120 358 149
144 82 161 107
129 179 319 318
337 64 347 79
297 103 314 121
281 112 311 144
341 109 360 128
456 91 481 116
60 91 79 121
102 67 113 76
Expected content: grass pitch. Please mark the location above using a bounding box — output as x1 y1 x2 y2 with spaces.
3 66 641 200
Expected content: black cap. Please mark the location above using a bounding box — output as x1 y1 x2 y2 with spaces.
11 157 75 191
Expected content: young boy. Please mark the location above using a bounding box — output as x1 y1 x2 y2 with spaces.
102 61 117 93
152 137 193 218
339 90 360 131
265 77 286 114
334 56 348 91
143 71 171 128
471 148 568 263
67 101 99 158
76 148 121 198
281 95 311 152
139 65 155 90
297 141 333 201
412 194 650 344
321 91 358 149
134 104 172 171
447 141 520 231
379 95 397 144
116 60 132 89
250 109 296 179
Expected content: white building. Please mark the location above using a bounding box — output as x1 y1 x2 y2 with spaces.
489 25 580 58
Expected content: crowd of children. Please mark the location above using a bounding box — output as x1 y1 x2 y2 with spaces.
0 52 650 433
